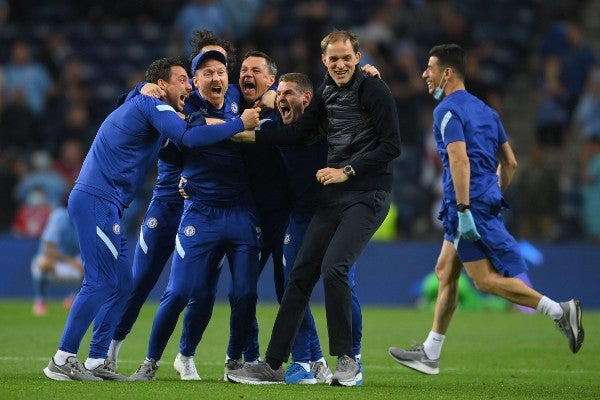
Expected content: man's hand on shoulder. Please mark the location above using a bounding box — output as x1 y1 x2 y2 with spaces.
141 83 164 98
230 130 257 143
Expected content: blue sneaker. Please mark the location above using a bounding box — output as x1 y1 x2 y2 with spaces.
285 363 316 384
356 360 363 386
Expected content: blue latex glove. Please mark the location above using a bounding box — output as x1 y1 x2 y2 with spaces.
458 210 481 242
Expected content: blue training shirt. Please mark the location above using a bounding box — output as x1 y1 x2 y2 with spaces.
179 84 252 206
74 94 245 212
434 90 508 201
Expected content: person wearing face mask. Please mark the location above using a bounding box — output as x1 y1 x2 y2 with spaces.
226 30 401 387
387 43 584 376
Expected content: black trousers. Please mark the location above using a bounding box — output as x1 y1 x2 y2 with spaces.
266 189 391 362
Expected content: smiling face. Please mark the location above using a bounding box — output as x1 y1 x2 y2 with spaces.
239 56 276 104
422 56 444 96
193 58 228 108
276 80 311 125
322 39 361 86
161 65 192 112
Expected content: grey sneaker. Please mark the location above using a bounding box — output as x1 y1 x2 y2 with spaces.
173 353 201 381
330 355 362 387
310 360 333 384
223 358 244 382
555 299 584 353
130 359 159 381
388 344 440 375
43 356 102 381
226 360 285 384
87 359 130 381
105 356 117 373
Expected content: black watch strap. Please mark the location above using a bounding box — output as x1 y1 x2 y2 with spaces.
457 203 471 212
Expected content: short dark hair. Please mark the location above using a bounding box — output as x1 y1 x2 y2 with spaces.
242 50 277 76
428 44 466 80
145 57 187 84
279 72 313 94
189 29 236 72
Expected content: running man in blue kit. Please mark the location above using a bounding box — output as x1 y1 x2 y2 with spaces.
42 56 260 381
388 43 584 375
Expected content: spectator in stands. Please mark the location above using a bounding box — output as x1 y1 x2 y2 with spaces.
171 0 232 58
13 150 68 209
0 150 26 231
0 87 43 153
575 67 600 243
31 206 83 316
53 138 85 191
533 54 569 160
2 39 54 116
579 136 600 243
574 66 600 181
514 145 561 240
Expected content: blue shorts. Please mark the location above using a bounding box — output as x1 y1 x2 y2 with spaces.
439 187 527 277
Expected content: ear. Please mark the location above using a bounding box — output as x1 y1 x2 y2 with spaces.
303 91 312 107
157 78 168 91
355 51 361 63
321 53 327 67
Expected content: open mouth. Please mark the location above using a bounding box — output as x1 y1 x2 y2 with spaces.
211 85 223 95
243 81 256 91
279 104 291 119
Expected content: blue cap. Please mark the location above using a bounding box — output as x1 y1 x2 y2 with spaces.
190 50 227 76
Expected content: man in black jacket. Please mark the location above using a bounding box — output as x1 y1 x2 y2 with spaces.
227 30 401 387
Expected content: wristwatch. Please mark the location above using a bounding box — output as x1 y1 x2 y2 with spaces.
343 165 355 178
456 203 471 212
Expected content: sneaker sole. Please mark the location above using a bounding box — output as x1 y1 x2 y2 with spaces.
388 350 439 375
43 367 73 381
329 372 362 387
226 375 284 385
174 368 201 381
285 378 317 384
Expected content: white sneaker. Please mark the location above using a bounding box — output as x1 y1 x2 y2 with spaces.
173 353 201 381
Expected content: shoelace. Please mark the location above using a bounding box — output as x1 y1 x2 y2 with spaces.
289 363 304 375
183 361 196 375
337 356 353 372
66 359 87 373
139 362 156 374
407 344 425 352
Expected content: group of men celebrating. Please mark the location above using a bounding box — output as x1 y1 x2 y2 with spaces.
42 27 584 388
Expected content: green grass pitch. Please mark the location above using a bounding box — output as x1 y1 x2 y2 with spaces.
0 300 598 399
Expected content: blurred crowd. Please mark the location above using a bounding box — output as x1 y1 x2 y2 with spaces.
0 0 598 243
